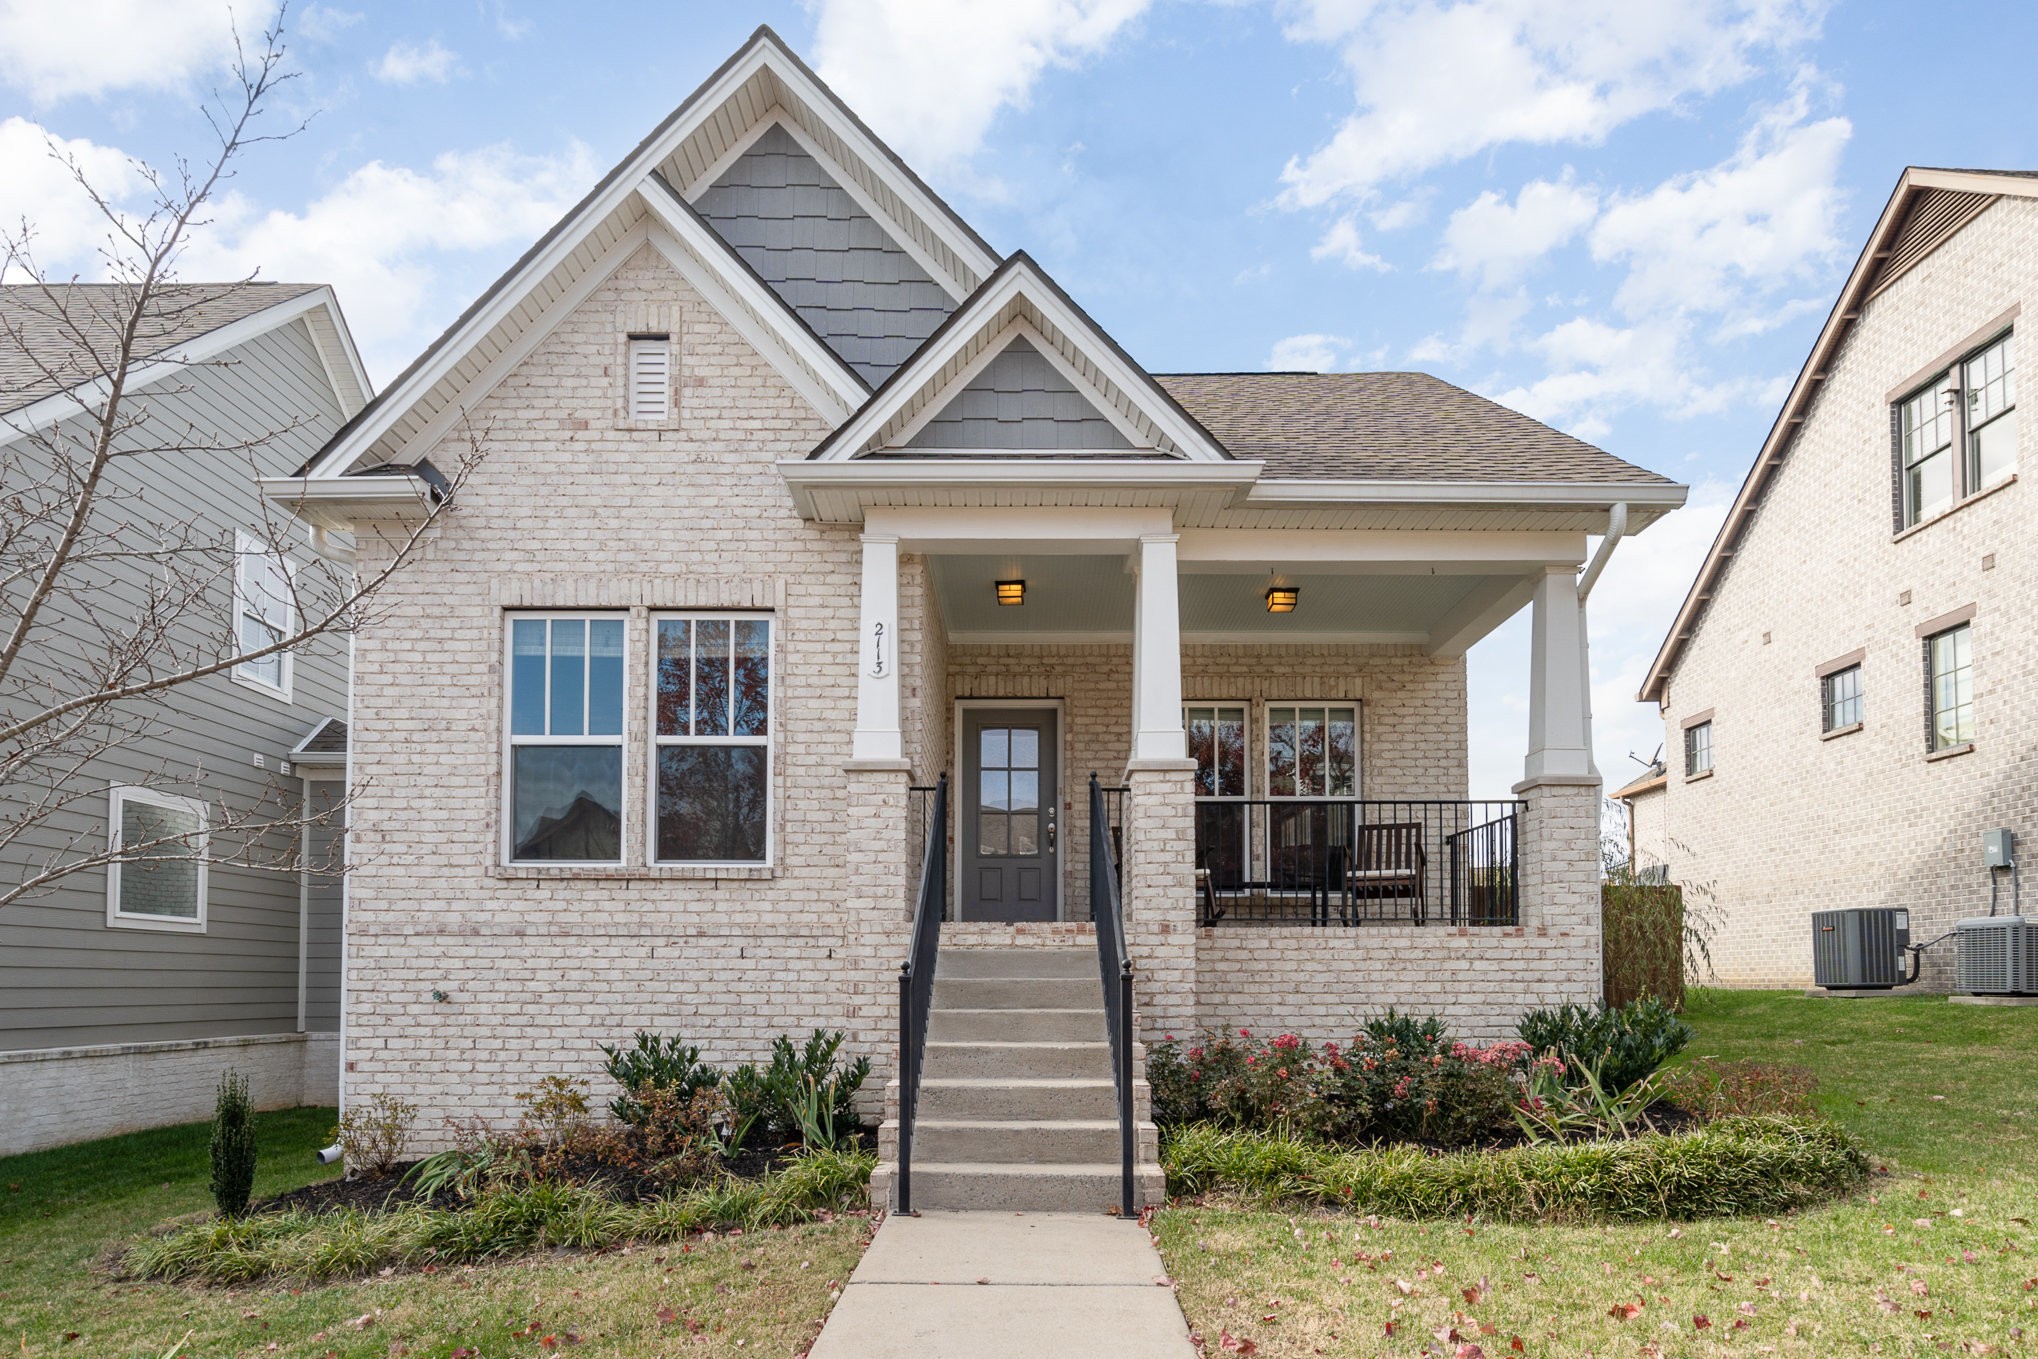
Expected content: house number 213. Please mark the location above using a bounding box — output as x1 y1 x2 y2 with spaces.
867 620 889 678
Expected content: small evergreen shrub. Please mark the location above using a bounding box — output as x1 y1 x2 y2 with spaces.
600 1034 720 1125
335 1093 418 1177
1162 1116 1866 1223
208 1069 257 1219
1517 996 1693 1093
725 1029 871 1152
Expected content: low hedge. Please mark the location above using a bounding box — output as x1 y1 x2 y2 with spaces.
122 1148 873 1285
1162 1117 1866 1224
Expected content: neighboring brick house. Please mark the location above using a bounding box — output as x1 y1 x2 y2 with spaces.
1633 168 2035 992
265 27 1685 1207
0 285 366 1154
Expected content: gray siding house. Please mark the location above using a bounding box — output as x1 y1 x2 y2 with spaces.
0 283 369 1154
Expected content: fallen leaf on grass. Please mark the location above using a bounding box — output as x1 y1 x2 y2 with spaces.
655 1307 677 1325
1608 1302 1642 1321
1218 1328 1258 1354
1692 1315 1712 1330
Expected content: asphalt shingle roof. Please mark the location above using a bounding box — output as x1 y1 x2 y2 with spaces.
1 282 319 416
1154 371 1675 485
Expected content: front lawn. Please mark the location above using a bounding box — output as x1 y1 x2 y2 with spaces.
0 1107 868 1358
1154 990 2038 1357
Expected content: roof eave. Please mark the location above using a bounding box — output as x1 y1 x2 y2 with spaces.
257 473 439 533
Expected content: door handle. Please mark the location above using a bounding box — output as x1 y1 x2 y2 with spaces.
1046 807 1057 852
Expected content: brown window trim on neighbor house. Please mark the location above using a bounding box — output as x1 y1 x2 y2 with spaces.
1889 304 2019 537
1917 606 1977 759
1680 708 1714 781
1815 647 1866 737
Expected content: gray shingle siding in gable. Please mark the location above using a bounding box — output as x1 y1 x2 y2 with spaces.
694 124 955 387
899 336 1133 452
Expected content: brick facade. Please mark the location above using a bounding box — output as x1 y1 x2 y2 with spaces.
340 243 1607 1141
1646 196 2037 990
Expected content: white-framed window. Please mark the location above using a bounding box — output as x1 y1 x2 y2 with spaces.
1684 720 1714 777
1927 623 1974 752
232 531 294 700
505 614 625 863
1185 704 1250 800
106 785 208 932
1264 703 1358 798
627 333 673 421
653 614 772 864
1897 328 2016 528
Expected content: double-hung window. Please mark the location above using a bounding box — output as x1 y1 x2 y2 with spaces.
107 786 208 931
1265 704 1357 799
1897 328 2015 528
233 532 294 698
1821 664 1863 732
1684 720 1713 777
1927 624 1974 752
1186 704 1249 887
506 615 625 862
655 614 771 863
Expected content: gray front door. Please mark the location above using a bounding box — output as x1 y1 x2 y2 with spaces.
960 708 1060 921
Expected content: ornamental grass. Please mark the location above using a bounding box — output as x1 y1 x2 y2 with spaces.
121 1147 874 1285
1162 1116 1866 1224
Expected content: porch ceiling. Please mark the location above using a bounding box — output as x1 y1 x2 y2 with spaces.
929 553 1519 649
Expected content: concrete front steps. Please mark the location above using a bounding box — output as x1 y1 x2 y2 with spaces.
872 947 1164 1213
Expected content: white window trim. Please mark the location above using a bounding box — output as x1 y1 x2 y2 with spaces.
1183 700 1254 801
649 611 776 868
230 530 296 703
105 784 209 933
1260 700 1363 800
502 611 629 866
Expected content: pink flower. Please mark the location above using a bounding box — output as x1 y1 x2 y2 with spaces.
1239 1029 1252 1039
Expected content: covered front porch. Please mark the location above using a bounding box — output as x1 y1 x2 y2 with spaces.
826 498 1614 1041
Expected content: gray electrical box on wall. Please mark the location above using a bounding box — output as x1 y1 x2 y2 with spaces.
1985 829 2016 868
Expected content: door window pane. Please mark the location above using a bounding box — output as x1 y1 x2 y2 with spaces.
512 746 622 860
981 770 1009 812
1010 770 1039 813
978 810 1009 856
1011 814 1039 854
980 727 1007 768
1010 727 1038 767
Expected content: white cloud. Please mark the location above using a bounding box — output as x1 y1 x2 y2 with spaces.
374 38 463 86
1276 0 1824 208
0 0 273 103
1589 84 1849 320
1435 176 1599 288
1268 332 1351 370
178 141 600 377
0 118 144 278
1309 215 1387 270
812 0 1150 171
1368 194 1430 232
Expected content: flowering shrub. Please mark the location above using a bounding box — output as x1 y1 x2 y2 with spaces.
1148 1016 1531 1149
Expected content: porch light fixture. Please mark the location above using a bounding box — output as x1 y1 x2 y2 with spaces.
995 579 1026 606
1265 586 1299 614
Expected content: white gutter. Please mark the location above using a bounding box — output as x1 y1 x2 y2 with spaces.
257 473 439 534
1576 501 1629 603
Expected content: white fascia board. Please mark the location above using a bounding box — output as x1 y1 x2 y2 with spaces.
636 175 865 415
257 473 437 533
0 287 345 447
1176 527 1588 570
1247 478 1690 511
1907 168 2038 198
777 457 1262 519
303 288 376 416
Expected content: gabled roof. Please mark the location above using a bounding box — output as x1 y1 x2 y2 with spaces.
300 25 999 479
809 251 1232 462
1 282 369 427
1156 372 1678 485
1638 167 2038 704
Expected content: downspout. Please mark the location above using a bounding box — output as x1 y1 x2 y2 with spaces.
1571 503 1629 788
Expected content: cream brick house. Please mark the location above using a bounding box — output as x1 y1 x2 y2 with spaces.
1631 168 2035 992
265 28 1684 1209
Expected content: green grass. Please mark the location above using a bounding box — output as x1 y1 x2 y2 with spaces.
1154 990 2038 1358
0 1107 869 1358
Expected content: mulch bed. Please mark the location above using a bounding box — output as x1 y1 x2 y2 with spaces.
259 1126 878 1217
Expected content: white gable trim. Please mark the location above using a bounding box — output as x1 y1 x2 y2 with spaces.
813 258 1231 463
887 317 1148 451
1 287 369 449
682 109 971 304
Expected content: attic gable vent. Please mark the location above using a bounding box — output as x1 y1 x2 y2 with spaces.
628 334 672 420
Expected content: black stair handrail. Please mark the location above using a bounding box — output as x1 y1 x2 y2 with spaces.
1088 772 1136 1216
896 772 948 1214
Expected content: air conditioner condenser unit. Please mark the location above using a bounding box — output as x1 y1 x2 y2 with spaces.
1956 916 2038 995
1812 908 1910 989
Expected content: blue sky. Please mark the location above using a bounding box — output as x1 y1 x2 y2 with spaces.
5 0 2034 804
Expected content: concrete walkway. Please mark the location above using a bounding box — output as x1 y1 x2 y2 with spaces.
808 1211 1199 1359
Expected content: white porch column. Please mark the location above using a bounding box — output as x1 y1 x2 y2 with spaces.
1130 532 1186 764
1519 564 1597 788
851 533 904 765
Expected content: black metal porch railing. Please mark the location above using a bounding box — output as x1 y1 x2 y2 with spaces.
907 783 946 922
1088 773 1136 1216
1091 784 1129 911
895 773 948 1214
1192 798 1521 927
